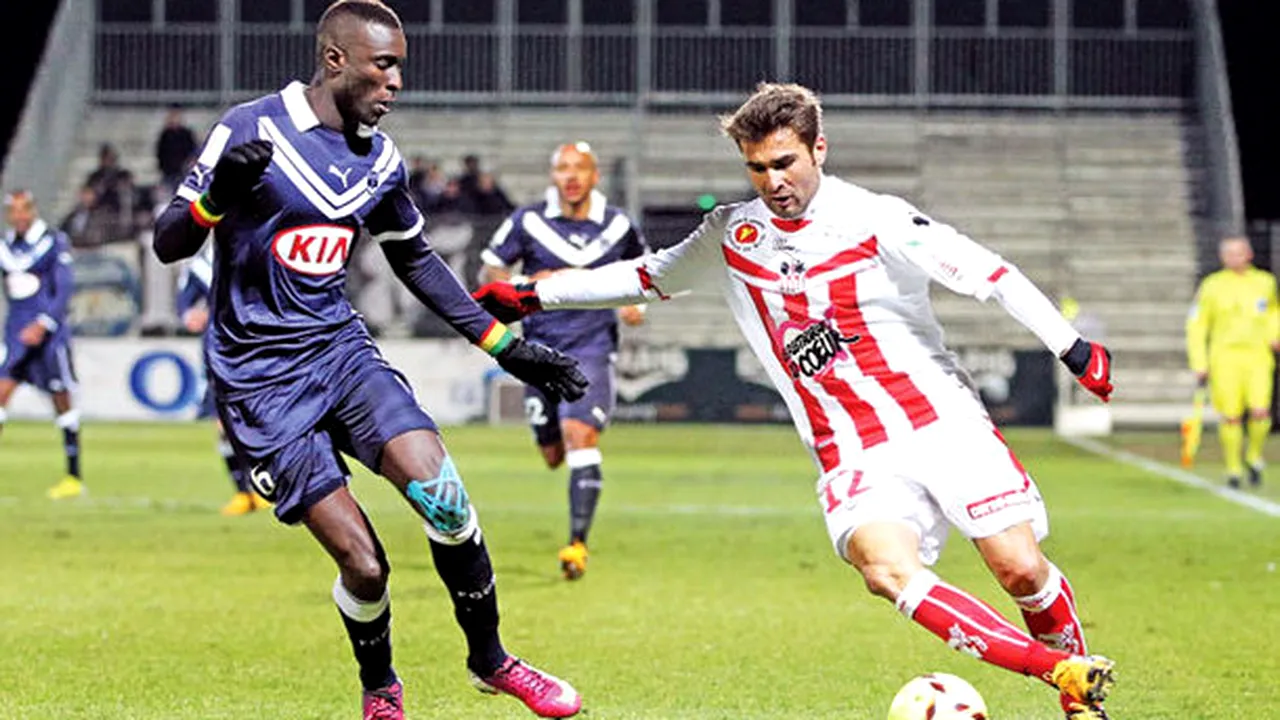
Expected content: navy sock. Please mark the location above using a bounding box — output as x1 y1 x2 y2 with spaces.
429 534 506 676
567 452 603 545
63 428 80 479
333 579 397 691
57 411 81 480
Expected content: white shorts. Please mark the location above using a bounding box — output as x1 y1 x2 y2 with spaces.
818 415 1049 566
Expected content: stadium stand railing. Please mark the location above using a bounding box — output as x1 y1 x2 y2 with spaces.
8 0 1238 428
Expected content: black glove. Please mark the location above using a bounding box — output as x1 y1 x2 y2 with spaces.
495 336 588 403
204 139 273 215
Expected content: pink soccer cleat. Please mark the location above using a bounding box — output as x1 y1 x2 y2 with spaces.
362 680 404 720
471 656 582 718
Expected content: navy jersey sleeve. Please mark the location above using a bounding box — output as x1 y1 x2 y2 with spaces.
365 156 426 243
480 210 525 268
35 232 74 330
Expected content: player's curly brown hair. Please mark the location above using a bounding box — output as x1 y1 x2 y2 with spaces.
719 83 824 150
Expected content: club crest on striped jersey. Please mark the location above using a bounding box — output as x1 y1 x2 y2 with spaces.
271 224 354 275
729 219 766 249
777 307 860 379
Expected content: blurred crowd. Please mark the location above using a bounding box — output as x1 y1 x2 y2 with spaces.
55 106 517 338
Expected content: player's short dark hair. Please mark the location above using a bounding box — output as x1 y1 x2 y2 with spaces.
720 83 823 151
316 0 403 64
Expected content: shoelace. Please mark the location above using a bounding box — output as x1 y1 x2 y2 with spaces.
364 689 401 720
499 661 556 698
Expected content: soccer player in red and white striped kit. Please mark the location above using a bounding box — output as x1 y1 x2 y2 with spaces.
475 83 1117 719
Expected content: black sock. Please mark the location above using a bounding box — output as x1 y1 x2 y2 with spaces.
569 463 603 545
334 580 397 691
62 428 80 479
429 533 506 676
218 431 250 493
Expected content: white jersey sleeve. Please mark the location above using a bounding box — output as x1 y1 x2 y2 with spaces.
537 205 732 309
874 194 1079 355
873 195 1008 301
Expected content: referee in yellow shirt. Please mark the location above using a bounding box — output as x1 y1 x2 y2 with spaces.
1187 236 1280 488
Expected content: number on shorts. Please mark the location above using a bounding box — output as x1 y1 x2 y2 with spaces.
249 465 277 498
524 397 548 426
822 470 866 514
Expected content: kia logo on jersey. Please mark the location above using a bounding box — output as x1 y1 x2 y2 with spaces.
729 219 766 248
271 224 354 276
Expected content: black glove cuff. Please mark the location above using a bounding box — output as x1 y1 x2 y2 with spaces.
495 334 523 360
1061 338 1091 376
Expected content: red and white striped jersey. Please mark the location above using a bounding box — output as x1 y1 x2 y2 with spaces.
539 175 1048 475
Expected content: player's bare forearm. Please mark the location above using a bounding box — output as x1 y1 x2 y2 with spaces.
381 236 495 343
153 198 212 263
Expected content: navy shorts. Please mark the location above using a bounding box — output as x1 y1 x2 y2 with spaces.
217 349 437 525
523 356 615 446
0 333 76 393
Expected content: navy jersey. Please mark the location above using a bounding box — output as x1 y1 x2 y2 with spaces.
1 219 74 338
176 82 425 399
482 188 647 359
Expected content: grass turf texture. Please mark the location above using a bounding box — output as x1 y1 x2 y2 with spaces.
1 422 1277 719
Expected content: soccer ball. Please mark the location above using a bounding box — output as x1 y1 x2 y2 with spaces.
886 673 988 720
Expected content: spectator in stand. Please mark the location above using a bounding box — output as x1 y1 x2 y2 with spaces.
59 184 105 248
155 106 199 194
85 144 133 214
472 172 514 216
408 155 447 212
454 155 514 216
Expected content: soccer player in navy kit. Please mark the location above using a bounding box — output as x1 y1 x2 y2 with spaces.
175 242 270 516
481 142 648 579
152 2 586 718
0 190 83 500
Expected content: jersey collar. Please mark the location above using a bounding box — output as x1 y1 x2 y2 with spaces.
281 81 321 132
6 218 47 245
281 81 378 137
542 187 607 225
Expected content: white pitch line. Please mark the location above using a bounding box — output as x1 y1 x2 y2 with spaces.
1061 435 1280 518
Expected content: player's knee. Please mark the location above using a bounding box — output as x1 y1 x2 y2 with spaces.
337 547 389 599
988 553 1047 597
856 560 917 602
1250 408 1271 421
540 443 566 469
563 421 600 451
406 455 478 544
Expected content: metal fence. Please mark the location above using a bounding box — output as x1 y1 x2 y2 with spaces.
93 24 1193 109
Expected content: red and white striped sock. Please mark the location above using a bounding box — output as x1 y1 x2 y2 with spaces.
1013 563 1088 656
896 570 1068 685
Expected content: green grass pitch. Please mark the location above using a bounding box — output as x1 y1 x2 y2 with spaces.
1 422 1278 718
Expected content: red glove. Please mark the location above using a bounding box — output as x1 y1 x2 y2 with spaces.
472 281 542 324
1061 339 1112 402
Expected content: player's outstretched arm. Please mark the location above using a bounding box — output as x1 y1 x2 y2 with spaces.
473 205 731 321
878 196 1112 401
381 236 588 402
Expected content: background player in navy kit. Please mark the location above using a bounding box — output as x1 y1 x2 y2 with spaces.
175 242 270 516
152 2 587 718
0 190 83 500
480 142 648 580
